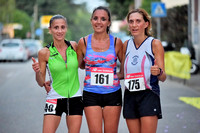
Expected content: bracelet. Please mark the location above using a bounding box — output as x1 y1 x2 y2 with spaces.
157 68 163 77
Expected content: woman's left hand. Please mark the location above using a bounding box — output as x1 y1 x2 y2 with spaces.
151 59 160 76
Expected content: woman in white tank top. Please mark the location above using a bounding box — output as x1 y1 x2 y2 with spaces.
121 8 167 133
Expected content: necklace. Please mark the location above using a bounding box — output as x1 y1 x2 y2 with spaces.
92 37 110 52
92 43 109 52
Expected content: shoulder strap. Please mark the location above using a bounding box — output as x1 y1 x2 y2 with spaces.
65 40 70 47
45 43 51 49
65 40 75 50
114 37 117 47
83 37 86 46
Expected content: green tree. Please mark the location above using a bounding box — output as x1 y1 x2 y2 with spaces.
161 5 188 50
141 0 161 14
105 0 187 50
15 0 93 43
0 0 15 23
13 9 32 38
15 0 36 16
105 0 134 20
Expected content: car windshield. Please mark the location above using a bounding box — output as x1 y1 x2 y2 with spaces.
2 43 19 47
25 43 35 47
24 40 36 47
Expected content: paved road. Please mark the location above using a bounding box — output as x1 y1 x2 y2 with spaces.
0 60 200 133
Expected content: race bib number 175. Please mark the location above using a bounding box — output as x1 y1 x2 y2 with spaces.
124 72 146 92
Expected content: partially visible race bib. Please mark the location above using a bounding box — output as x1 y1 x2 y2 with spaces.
44 99 57 114
90 67 114 86
124 72 146 92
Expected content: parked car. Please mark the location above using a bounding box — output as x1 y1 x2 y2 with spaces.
23 39 43 58
161 41 175 51
0 39 28 62
180 46 199 74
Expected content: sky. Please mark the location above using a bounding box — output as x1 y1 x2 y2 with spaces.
73 0 108 13
73 0 189 12
161 0 189 8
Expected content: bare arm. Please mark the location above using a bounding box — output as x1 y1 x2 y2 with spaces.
77 37 86 69
119 40 129 80
70 41 78 51
32 48 49 87
115 38 124 80
151 39 167 82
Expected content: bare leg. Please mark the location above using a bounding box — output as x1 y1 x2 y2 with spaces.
103 106 121 133
43 115 61 133
126 118 141 133
66 115 82 133
84 106 103 133
141 116 158 133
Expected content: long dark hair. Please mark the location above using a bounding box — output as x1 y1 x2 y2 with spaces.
91 6 111 34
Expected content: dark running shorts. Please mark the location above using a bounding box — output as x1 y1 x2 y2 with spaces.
83 89 122 107
44 96 83 116
123 89 162 119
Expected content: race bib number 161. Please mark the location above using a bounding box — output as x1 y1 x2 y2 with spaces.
91 67 114 86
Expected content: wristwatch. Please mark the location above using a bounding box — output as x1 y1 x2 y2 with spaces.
157 68 163 77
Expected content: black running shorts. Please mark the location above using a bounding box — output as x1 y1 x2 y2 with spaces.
123 89 162 119
83 89 122 107
44 96 84 116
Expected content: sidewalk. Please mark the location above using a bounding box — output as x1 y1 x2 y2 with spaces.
167 71 200 92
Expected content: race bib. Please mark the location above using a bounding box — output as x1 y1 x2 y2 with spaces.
44 99 57 114
124 72 146 92
90 67 114 86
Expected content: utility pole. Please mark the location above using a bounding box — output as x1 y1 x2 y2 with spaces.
156 18 161 40
188 0 192 47
31 3 38 39
134 0 142 9
0 23 3 41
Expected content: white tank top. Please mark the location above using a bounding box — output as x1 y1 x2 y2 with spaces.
124 37 160 95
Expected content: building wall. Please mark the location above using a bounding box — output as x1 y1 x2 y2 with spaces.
191 0 200 64
161 0 189 9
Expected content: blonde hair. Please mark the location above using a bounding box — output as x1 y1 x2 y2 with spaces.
127 8 152 36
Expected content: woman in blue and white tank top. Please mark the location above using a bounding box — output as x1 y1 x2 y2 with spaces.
77 6 124 133
122 8 167 133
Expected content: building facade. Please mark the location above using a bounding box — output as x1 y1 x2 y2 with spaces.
191 0 200 64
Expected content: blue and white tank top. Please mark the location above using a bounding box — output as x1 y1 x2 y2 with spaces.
124 37 160 95
83 34 121 94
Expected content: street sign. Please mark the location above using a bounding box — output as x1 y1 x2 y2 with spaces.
35 28 42 36
40 15 53 29
151 2 167 17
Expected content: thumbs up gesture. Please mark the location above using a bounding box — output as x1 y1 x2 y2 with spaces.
32 57 40 73
151 59 160 76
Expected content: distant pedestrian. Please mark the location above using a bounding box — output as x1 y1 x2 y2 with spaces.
122 8 167 133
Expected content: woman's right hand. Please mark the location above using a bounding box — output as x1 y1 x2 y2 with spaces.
32 49 49 87
44 80 51 93
32 57 40 73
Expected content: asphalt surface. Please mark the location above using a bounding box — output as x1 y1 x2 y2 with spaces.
0 61 199 133
168 71 200 92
